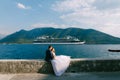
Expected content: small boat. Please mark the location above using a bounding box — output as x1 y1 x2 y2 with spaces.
108 49 120 52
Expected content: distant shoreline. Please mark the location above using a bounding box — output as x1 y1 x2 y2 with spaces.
0 42 120 44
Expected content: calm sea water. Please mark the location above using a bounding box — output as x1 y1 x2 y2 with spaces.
0 44 120 59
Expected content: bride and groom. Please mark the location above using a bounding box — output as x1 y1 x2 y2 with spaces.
45 45 71 76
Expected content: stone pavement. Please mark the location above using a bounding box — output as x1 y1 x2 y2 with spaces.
1 72 120 80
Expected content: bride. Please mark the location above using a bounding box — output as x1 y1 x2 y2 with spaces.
50 47 71 76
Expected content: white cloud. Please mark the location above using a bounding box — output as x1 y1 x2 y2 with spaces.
99 23 120 38
52 0 120 37
52 0 96 12
17 3 31 9
31 23 68 29
60 8 120 26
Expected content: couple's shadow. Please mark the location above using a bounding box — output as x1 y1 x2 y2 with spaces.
37 61 54 74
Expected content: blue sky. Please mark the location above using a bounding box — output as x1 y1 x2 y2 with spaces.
0 0 120 38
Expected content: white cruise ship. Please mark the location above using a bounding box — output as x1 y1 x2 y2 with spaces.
33 36 85 44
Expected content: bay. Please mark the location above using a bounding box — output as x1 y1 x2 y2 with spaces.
0 44 120 59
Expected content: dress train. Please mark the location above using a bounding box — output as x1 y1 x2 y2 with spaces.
51 55 70 76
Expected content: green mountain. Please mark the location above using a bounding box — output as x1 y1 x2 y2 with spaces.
0 27 120 44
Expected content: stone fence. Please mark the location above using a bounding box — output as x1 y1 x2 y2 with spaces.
0 58 120 73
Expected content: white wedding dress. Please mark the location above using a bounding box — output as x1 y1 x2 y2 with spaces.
51 53 71 76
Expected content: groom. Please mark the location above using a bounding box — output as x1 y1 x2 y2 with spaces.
45 45 53 62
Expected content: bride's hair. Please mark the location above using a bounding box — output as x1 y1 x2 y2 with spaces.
51 47 55 52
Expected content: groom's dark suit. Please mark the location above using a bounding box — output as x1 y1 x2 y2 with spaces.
45 49 53 62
